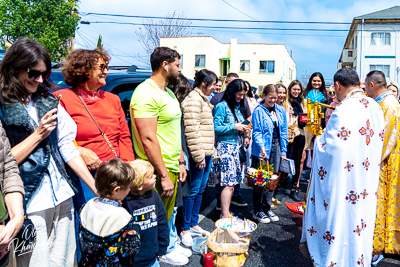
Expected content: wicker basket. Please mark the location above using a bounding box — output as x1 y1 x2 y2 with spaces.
214 218 257 241
246 171 281 191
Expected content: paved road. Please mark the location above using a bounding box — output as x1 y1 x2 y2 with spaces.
161 171 400 267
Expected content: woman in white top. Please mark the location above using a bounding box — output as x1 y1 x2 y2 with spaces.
0 37 97 266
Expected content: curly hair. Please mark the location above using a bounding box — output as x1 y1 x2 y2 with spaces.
0 37 56 105
62 48 110 87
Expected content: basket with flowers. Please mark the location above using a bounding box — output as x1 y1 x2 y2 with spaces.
246 159 281 191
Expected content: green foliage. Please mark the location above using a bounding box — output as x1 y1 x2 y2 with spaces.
97 34 102 48
0 0 80 62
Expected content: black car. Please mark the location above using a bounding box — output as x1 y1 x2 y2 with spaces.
50 65 152 125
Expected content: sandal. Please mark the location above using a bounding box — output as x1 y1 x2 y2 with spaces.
270 204 278 210
272 199 282 205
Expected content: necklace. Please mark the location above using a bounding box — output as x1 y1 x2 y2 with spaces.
151 77 165 91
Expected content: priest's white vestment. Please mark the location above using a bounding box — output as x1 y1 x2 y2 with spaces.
302 89 384 266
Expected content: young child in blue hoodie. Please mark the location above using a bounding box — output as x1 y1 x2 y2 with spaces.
79 158 140 266
123 160 169 267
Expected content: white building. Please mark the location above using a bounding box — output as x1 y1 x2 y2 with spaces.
338 6 400 83
160 36 296 91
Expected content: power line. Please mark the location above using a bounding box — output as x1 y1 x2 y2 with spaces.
78 30 135 65
76 31 93 48
79 12 354 25
80 21 352 32
221 0 258 21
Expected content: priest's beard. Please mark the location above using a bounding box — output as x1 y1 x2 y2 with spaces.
166 72 180 87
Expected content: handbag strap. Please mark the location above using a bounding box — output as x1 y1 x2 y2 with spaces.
73 88 118 158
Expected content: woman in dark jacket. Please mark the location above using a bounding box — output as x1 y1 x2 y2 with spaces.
0 37 96 266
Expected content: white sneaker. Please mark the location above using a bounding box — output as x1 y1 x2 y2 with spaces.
267 210 279 222
174 243 192 257
180 232 193 247
159 249 189 265
253 211 271 224
190 226 211 236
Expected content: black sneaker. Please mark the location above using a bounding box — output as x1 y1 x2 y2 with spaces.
216 199 221 211
231 196 248 207
253 211 270 224
290 190 302 202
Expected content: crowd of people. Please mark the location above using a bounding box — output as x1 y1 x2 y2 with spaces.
0 36 397 267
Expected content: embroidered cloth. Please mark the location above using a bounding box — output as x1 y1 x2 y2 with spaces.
373 92 400 255
302 89 384 266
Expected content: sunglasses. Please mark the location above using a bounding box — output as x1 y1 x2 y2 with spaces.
24 68 51 80
328 91 336 95
96 63 109 72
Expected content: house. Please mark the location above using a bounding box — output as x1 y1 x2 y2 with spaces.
160 36 296 91
338 6 400 83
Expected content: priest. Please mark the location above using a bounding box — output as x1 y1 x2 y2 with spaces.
302 68 384 266
364 70 400 265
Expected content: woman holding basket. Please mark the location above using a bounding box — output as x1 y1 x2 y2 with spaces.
251 84 288 223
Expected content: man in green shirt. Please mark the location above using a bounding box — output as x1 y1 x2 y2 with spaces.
130 47 190 265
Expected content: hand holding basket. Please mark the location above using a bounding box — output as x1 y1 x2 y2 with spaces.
246 159 281 191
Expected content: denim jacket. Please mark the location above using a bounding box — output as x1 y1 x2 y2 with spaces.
251 103 288 158
214 100 244 144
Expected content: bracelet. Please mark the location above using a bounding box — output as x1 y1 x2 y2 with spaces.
245 136 251 140
179 160 186 166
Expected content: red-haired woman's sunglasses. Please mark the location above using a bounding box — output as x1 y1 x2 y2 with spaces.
24 68 51 80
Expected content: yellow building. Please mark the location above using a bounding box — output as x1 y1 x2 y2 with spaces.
160 36 296 91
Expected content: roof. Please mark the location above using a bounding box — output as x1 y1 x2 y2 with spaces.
160 36 221 42
355 6 400 20
160 36 283 45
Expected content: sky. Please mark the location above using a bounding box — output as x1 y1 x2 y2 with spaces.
75 0 399 84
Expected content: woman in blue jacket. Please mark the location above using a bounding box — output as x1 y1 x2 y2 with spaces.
213 79 249 218
251 84 288 224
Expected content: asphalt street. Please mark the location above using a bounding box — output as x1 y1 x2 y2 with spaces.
161 171 400 267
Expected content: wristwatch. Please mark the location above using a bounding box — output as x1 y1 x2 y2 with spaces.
245 136 251 140
179 160 186 166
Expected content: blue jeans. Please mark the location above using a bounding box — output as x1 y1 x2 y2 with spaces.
182 156 213 231
246 132 253 169
73 171 96 265
147 258 160 267
167 207 178 253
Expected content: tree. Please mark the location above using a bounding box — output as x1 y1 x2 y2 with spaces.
0 0 80 62
135 11 198 65
97 34 103 48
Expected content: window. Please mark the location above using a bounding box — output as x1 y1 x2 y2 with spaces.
355 36 357 49
370 65 390 78
348 51 353 57
240 60 250 72
179 55 183 69
371 33 391 46
195 55 205 67
259 61 275 73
